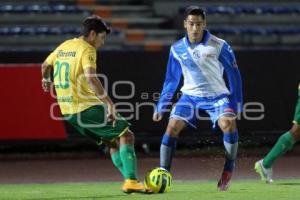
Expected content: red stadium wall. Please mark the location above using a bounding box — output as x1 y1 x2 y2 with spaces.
0 64 67 140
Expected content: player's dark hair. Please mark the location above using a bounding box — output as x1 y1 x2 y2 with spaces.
82 15 111 37
184 5 206 20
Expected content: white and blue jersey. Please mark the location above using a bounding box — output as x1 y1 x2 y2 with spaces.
156 30 243 127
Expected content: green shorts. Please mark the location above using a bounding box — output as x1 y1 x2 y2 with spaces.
64 105 130 144
293 89 300 125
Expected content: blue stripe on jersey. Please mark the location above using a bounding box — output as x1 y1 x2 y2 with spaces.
156 30 243 114
156 50 182 113
218 42 243 112
173 43 213 92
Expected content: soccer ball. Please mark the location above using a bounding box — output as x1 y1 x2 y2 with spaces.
144 167 173 193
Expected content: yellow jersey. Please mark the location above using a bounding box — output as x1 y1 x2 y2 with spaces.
45 37 102 115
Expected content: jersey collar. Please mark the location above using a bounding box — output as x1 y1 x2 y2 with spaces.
184 30 210 48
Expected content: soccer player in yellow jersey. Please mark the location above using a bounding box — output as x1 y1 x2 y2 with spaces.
41 15 151 194
255 83 300 183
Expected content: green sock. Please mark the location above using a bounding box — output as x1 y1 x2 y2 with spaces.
120 144 137 180
111 151 125 178
263 132 295 168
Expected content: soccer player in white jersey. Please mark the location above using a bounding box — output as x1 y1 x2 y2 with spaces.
153 6 243 191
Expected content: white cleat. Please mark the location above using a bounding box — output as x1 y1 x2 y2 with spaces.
254 159 274 183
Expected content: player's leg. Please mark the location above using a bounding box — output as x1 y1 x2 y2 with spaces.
118 129 151 193
255 89 300 183
108 141 126 178
86 112 149 193
65 105 127 178
160 94 195 171
118 129 138 180
65 105 150 193
255 124 299 183
118 129 153 193
290 123 300 141
262 92 300 168
160 118 186 171
262 125 298 168
108 137 151 191
217 116 238 191
92 119 137 182
218 117 238 173
204 94 238 191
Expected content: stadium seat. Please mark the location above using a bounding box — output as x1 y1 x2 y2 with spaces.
1 1 300 50
0 4 85 14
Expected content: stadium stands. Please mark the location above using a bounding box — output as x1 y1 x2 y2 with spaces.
1 0 299 150
1 0 300 51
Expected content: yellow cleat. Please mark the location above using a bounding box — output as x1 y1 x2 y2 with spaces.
122 179 153 194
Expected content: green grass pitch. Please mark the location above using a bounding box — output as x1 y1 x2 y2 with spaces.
0 180 300 200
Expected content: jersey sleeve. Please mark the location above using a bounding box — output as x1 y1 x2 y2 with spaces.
218 42 243 113
45 50 57 66
156 47 182 113
81 47 97 70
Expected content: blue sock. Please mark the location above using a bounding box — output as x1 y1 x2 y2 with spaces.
160 133 177 171
223 130 238 172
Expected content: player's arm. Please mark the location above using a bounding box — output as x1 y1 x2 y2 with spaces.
84 67 117 123
41 52 54 92
82 47 117 123
218 42 243 113
153 47 182 121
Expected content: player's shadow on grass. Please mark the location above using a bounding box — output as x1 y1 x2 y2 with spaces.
276 182 300 186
